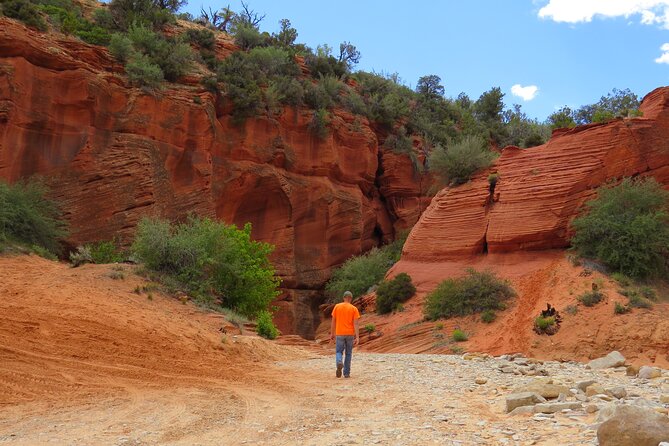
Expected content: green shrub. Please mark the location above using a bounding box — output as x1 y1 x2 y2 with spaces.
126 53 163 88
628 295 652 309
256 310 279 339
325 236 406 302
0 179 66 255
109 33 134 62
564 304 578 315
88 240 124 263
132 216 280 317
451 329 468 342
428 135 497 186
534 316 555 331
424 269 516 320
0 0 47 30
614 302 631 314
305 51 348 79
571 177 669 279
108 0 176 31
185 28 215 49
384 128 413 154
481 309 496 323
610 272 632 287
577 290 604 307
309 108 329 139
639 285 657 301
234 24 267 50
375 272 416 315
364 323 375 333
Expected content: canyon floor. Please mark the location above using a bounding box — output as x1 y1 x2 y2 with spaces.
1 255 668 446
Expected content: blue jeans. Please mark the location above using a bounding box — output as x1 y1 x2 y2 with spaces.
335 335 354 376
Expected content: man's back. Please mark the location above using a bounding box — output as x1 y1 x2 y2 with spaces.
332 302 359 336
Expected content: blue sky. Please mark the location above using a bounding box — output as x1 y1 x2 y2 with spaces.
184 0 669 121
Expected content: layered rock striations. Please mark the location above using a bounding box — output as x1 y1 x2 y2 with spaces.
0 19 429 337
402 87 669 261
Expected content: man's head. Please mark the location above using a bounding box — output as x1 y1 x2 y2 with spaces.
343 291 353 302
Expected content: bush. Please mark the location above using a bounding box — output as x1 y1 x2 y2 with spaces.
481 309 496 323
69 245 93 267
429 135 497 186
364 323 375 333
424 269 516 320
375 272 416 315
628 293 653 309
126 53 163 88
88 240 124 263
614 302 631 314
108 0 176 31
325 236 406 302
610 272 632 287
0 179 66 255
109 33 134 62
570 177 669 279
132 216 280 317
451 329 468 342
256 310 279 339
309 108 329 139
185 28 215 49
534 316 555 331
577 290 604 307
0 0 47 30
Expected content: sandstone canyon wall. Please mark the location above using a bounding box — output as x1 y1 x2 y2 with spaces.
0 19 431 337
401 87 669 262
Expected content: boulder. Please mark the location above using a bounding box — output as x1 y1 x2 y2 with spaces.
608 387 627 399
586 384 607 397
626 365 640 376
577 380 597 392
588 351 626 370
638 366 663 379
505 392 546 413
598 405 669 446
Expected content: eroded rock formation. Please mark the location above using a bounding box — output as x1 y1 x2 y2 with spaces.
402 87 669 261
0 19 430 337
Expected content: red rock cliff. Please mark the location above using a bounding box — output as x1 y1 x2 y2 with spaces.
0 19 430 337
402 87 669 261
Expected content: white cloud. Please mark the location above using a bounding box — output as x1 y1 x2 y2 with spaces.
511 84 539 101
538 0 669 29
656 43 669 63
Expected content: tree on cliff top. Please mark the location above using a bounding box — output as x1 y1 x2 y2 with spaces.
428 135 497 186
571 177 669 279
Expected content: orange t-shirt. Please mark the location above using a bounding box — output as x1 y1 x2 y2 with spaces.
331 302 361 336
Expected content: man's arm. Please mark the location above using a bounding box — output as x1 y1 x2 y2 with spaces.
353 318 360 345
330 315 336 341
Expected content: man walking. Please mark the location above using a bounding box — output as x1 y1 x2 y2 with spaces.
330 291 360 378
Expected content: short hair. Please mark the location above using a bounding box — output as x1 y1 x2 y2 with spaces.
343 291 353 298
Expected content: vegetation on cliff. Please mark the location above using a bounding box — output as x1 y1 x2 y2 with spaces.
570 177 669 279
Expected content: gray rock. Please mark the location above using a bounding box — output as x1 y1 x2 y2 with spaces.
505 392 546 413
608 387 627 399
588 351 626 370
598 405 669 446
638 366 663 379
533 402 583 414
577 380 598 392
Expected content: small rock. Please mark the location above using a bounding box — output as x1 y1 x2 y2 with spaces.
588 351 626 369
577 380 597 392
505 392 546 413
533 402 582 414
475 378 487 385
501 367 515 374
660 394 669 404
586 384 607 397
509 406 535 416
607 387 627 399
626 365 640 376
516 379 570 399
586 404 600 413
639 366 663 379
598 405 669 446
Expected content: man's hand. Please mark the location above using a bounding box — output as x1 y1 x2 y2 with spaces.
354 336 359 346
330 333 335 341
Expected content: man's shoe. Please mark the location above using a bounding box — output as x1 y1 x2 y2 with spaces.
344 375 350 378
336 362 343 378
